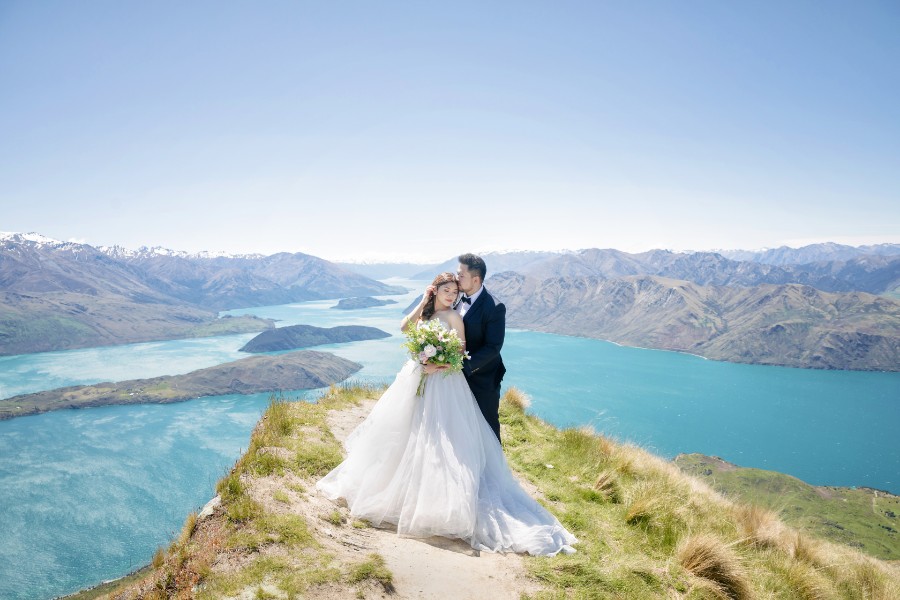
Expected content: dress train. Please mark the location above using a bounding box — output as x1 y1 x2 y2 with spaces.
316 360 577 556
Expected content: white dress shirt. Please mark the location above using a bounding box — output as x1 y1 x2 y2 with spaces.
456 285 484 318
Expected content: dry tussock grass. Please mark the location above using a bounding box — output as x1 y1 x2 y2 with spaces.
760 521 900 599
788 530 829 566
734 503 784 550
783 561 836 600
502 386 531 412
843 558 900 600
175 512 197 548
680 473 735 511
677 533 751 600
624 479 669 524
595 433 617 458
614 441 696 489
593 469 621 503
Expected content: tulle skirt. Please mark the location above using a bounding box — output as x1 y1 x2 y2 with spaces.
316 360 577 556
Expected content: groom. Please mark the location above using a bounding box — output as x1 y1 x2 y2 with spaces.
455 253 507 443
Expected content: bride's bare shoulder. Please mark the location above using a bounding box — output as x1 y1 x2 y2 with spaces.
437 309 463 328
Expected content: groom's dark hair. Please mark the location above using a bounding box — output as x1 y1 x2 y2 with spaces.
458 253 486 281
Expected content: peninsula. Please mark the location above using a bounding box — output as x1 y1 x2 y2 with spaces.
0 351 362 421
239 324 391 352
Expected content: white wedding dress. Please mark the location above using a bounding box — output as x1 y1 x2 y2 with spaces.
316 351 577 556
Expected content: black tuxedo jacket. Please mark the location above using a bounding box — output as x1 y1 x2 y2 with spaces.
460 287 506 441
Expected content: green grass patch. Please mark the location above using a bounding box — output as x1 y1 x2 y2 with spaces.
225 496 262 523
323 509 346 526
348 553 393 590
197 553 342 600
216 471 245 503
184 315 274 338
246 448 288 477
259 513 317 547
295 441 344 477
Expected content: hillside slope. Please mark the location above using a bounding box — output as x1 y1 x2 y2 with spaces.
675 454 900 560
86 386 900 599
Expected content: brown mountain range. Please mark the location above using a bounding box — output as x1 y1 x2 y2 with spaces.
488 272 900 370
0 233 404 355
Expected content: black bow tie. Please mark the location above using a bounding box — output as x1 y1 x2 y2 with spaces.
459 295 471 305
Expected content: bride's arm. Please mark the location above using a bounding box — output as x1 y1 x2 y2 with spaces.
401 286 434 332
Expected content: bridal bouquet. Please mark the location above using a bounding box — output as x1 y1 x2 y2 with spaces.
403 319 469 395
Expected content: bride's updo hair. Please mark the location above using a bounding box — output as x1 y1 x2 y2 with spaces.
421 272 459 320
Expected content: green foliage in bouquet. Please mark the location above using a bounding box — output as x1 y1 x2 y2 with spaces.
402 319 469 394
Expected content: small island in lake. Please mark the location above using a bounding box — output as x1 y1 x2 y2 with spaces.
331 297 398 310
0 351 362 421
239 324 391 353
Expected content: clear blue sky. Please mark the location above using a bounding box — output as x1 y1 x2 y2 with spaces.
1 1 898 262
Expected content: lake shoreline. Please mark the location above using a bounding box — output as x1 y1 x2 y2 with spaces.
509 326 899 373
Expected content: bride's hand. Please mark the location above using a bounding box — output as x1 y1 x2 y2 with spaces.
422 363 449 375
420 285 436 305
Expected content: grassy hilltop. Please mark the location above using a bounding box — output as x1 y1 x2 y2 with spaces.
79 385 900 599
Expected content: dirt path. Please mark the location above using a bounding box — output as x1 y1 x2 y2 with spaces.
313 399 543 599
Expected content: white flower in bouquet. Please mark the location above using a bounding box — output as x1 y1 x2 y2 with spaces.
402 319 468 395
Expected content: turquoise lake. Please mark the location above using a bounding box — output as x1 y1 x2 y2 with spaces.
0 279 897 600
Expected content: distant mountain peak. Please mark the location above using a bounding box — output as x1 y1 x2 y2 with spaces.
718 242 900 266
0 232 94 255
1 231 68 246
98 244 265 261
0 233 265 261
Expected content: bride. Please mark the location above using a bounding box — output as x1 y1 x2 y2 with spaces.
316 272 577 556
